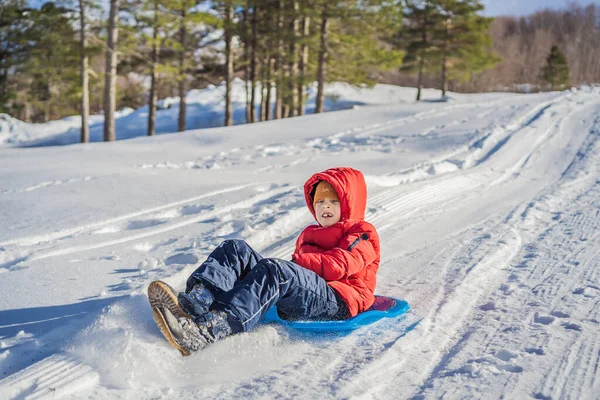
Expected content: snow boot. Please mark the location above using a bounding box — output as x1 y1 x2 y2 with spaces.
152 307 233 356
148 280 214 319
148 281 192 320
179 283 215 317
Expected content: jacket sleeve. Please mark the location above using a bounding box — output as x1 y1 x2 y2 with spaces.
293 225 377 281
292 226 321 258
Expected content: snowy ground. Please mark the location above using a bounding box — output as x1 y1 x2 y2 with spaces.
0 84 599 399
0 79 437 147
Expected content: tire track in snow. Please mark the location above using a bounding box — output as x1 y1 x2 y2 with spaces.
0 185 291 270
339 226 523 398
0 184 256 248
0 92 586 398
94 92 596 398
412 110 600 399
0 354 99 399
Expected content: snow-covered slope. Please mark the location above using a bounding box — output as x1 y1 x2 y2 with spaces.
1 85 599 399
0 80 446 148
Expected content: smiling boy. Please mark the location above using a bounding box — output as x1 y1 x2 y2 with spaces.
148 167 380 355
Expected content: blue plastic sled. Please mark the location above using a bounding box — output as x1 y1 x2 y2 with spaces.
262 296 410 332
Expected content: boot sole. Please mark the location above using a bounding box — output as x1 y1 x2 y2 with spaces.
152 307 190 357
147 281 192 320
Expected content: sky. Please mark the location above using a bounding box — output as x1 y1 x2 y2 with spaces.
481 0 600 16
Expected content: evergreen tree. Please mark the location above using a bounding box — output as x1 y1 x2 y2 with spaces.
159 0 219 131
72 0 103 142
400 0 443 101
541 45 569 90
315 0 404 112
326 0 404 87
22 2 80 122
104 0 120 141
434 0 499 98
222 0 234 126
0 0 29 117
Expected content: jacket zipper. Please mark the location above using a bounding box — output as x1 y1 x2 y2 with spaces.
348 233 369 251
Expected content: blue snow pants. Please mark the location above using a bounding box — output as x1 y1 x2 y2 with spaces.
185 239 349 333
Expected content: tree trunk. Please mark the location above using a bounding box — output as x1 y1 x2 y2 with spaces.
315 5 329 114
288 0 299 117
44 84 51 122
0 69 8 108
249 0 258 123
24 102 32 123
260 67 267 121
79 0 90 143
273 0 283 120
177 8 187 132
441 15 449 98
242 5 251 123
297 15 310 116
416 13 427 102
103 0 120 141
224 1 233 126
148 2 159 136
265 57 273 120
416 56 423 101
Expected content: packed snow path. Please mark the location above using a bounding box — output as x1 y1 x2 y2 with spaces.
1 87 599 399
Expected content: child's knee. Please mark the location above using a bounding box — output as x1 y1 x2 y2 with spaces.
256 259 291 282
221 238 249 251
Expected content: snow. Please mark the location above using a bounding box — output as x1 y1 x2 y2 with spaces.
0 79 448 148
1 83 600 399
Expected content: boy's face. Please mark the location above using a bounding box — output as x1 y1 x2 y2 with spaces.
314 198 341 227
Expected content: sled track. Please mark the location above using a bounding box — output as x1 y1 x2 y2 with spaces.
409 103 600 399
2 91 599 399
0 185 295 269
0 354 99 399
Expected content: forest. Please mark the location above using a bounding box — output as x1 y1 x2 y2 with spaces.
0 0 598 142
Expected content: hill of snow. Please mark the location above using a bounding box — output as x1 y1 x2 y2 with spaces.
0 83 599 399
0 80 450 148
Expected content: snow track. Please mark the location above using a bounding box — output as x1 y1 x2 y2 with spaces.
1 88 600 399
0 355 99 399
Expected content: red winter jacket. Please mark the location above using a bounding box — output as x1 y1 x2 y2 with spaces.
292 167 380 317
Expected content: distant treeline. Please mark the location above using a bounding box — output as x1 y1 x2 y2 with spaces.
4 1 594 141
386 4 600 93
1 0 499 137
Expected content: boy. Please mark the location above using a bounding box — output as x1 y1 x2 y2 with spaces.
148 167 380 355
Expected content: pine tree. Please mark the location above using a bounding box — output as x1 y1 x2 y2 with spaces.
124 0 172 136
315 0 404 112
0 0 29 116
159 0 219 131
400 0 442 101
22 3 80 122
104 0 120 141
434 0 499 98
326 0 404 86
541 45 569 90
74 0 101 142
223 0 234 126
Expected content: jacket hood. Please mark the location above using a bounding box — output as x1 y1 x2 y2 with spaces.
304 167 367 222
